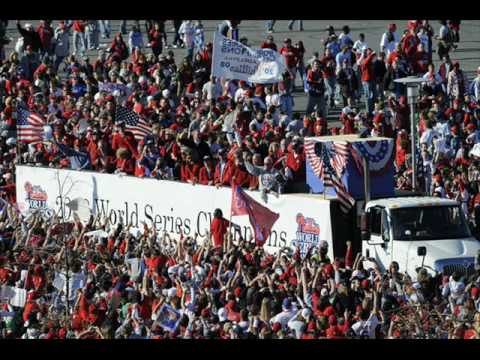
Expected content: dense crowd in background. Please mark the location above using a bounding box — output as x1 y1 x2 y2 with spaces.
0 19 480 339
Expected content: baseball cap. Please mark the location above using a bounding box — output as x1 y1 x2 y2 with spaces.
301 308 312 320
272 323 282 333
471 287 479 299
217 308 228 322
167 287 177 298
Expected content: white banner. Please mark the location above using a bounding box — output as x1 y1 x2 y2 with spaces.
16 166 334 257
212 32 286 84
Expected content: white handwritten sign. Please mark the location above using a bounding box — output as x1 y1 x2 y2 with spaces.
212 32 286 84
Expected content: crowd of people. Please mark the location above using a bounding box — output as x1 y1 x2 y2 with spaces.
0 206 479 339
0 19 480 339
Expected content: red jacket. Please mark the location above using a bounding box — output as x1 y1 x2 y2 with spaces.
181 163 200 182
286 151 305 182
37 23 54 51
401 33 419 59
210 217 230 248
0 183 16 204
214 161 234 186
230 164 250 187
360 52 376 82
260 42 277 51
198 164 215 185
341 113 356 134
279 46 300 68
72 20 85 33
111 131 138 158
115 158 135 175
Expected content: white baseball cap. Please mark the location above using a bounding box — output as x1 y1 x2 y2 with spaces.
217 308 228 322
167 287 177 298
301 308 312 320
162 89 170 98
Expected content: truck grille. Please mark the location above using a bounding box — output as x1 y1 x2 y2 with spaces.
436 258 476 277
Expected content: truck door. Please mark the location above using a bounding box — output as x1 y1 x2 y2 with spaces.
369 207 392 270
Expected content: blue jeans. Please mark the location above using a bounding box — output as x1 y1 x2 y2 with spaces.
362 80 376 115
99 20 111 38
288 20 303 30
187 47 194 61
306 94 326 117
267 20 276 31
324 77 337 105
54 55 65 72
86 22 99 49
120 20 127 34
119 20 139 34
280 94 294 118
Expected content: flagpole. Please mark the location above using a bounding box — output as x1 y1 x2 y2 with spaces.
227 184 235 251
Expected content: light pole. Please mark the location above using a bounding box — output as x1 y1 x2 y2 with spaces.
394 77 425 193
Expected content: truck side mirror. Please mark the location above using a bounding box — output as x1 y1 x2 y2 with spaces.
417 246 427 257
360 213 370 241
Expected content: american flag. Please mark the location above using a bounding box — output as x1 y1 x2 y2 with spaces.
16 108 46 144
115 105 152 141
305 140 355 213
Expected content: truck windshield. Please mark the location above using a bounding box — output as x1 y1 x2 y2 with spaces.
390 205 471 240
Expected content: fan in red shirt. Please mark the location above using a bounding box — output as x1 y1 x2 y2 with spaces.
198 156 216 185
279 38 300 88
0 173 16 204
210 208 238 249
401 21 420 66
285 141 305 183
260 35 277 51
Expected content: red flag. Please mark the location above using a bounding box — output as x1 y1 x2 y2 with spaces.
231 186 280 246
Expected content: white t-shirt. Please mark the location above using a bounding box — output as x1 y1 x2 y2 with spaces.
202 80 222 101
179 21 195 48
353 40 368 53
420 128 437 148
234 88 247 103
270 310 296 329
380 31 399 56
351 314 380 339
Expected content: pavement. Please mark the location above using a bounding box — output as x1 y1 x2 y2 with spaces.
4 20 480 127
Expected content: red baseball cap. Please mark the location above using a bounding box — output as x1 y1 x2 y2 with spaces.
272 323 282 332
471 287 479 299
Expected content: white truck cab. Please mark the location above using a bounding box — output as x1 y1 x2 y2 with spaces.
361 196 480 279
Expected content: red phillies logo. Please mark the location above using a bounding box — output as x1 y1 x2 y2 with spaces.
296 213 320 235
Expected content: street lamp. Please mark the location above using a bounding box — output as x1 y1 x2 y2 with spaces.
394 76 425 193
